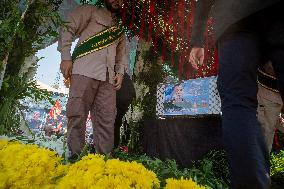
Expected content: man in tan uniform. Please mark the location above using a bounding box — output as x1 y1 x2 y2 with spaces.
58 0 126 159
257 62 284 152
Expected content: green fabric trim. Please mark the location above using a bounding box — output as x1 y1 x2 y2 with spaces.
72 25 123 61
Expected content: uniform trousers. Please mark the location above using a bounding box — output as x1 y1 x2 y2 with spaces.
66 74 116 155
257 84 283 152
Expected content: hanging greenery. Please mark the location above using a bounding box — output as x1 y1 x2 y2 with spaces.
77 0 217 78
0 0 219 144
119 0 217 79
0 0 63 135
136 47 165 119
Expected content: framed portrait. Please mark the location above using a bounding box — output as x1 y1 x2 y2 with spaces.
156 76 221 117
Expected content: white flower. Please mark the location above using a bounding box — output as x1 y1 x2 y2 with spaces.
18 55 39 79
0 135 15 140
134 82 149 100
1 132 67 157
124 102 144 123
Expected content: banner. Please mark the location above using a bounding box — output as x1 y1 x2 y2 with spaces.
156 76 221 116
49 100 62 119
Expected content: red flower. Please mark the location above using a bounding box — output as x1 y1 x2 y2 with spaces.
120 146 129 153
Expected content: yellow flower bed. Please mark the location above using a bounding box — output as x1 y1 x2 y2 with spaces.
0 140 9 150
0 140 66 189
0 140 207 189
57 154 160 189
164 177 207 189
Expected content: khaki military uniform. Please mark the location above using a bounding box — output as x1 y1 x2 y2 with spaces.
58 5 127 155
257 84 283 152
257 63 284 152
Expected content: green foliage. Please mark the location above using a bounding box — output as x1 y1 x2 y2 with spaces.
271 172 284 189
203 151 230 186
270 150 284 175
136 50 164 119
6 0 63 76
0 0 22 66
0 75 53 135
64 145 284 189
113 150 186 187
0 1 63 135
189 151 229 189
127 120 144 153
113 150 229 189
123 45 182 151
119 47 165 152
271 150 284 188
1 0 63 70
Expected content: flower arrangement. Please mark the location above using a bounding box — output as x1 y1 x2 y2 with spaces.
0 132 68 157
57 154 160 189
164 177 207 189
124 82 149 124
0 140 208 189
28 132 67 157
0 140 66 189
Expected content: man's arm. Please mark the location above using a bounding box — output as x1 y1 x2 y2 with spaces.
276 113 284 133
113 35 127 90
189 0 215 69
58 5 93 61
58 5 93 79
191 0 215 47
115 35 127 75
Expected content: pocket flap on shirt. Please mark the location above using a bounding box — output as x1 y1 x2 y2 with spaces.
95 13 112 27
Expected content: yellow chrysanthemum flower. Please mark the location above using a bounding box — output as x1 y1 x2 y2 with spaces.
0 140 9 150
0 140 66 189
56 154 160 189
164 177 207 189
0 140 208 189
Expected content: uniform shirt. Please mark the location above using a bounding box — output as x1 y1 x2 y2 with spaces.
58 5 127 84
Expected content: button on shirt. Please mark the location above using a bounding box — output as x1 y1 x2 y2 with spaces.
58 5 127 84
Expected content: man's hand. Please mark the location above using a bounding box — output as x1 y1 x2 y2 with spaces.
60 60 73 79
189 47 205 69
278 115 284 133
113 73 123 90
